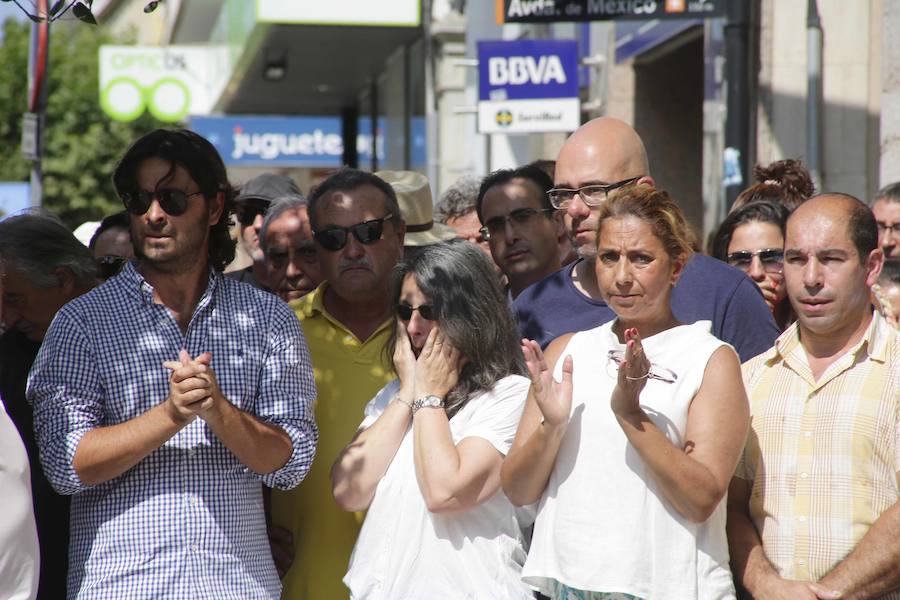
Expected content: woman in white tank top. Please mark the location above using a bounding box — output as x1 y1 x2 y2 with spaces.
501 186 751 600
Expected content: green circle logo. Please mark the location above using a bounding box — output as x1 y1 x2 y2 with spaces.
146 77 191 122
100 76 146 122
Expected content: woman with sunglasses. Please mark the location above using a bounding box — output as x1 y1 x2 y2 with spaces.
331 239 533 599
502 186 749 600
711 199 794 330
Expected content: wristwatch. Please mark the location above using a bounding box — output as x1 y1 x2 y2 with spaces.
412 394 444 414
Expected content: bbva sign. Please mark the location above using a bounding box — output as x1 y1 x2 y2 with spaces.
478 39 579 101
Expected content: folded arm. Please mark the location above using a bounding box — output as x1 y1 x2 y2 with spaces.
614 341 749 522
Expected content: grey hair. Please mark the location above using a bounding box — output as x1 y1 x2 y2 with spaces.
0 211 98 288
435 174 482 222
873 181 900 207
260 195 308 256
385 239 526 419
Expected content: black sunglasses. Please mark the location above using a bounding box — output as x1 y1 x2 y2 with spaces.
397 303 437 321
96 255 127 279
314 214 394 252
238 204 268 226
120 189 204 216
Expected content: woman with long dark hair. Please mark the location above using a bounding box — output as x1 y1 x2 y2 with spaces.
331 239 533 599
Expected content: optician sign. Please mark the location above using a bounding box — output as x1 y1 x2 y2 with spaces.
189 115 426 168
99 46 230 122
477 39 580 134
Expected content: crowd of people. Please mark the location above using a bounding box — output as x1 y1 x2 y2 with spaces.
0 116 897 600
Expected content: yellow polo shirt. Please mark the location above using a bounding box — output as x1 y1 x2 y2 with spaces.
272 284 394 600
737 312 900 584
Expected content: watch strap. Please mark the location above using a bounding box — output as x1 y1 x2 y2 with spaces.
412 394 444 414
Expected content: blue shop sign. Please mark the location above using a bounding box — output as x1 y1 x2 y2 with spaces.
190 116 348 167
190 115 424 168
477 39 579 102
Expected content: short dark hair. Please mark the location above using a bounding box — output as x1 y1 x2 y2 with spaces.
847 196 879 263
307 168 401 231
710 199 790 261
385 239 525 418
111 129 236 271
879 258 900 285
475 164 554 222
873 181 900 207
89 211 131 250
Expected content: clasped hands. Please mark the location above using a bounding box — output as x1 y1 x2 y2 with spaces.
163 349 226 425
393 321 465 404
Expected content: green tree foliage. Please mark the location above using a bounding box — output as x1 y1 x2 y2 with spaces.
0 18 164 228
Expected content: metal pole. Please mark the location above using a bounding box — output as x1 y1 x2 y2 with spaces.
723 0 755 211
806 0 824 191
27 0 50 207
423 0 439 195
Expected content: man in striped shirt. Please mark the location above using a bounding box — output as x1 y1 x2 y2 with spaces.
28 129 318 599
727 193 900 600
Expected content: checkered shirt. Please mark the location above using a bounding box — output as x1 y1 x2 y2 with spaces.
736 312 900 588
27 262 318 599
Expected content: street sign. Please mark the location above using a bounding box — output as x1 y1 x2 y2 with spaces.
498 0 725 24
21 113 40 161
477 39 580 134
99 46 230 123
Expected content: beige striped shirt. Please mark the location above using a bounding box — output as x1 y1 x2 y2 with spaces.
737 312 900 586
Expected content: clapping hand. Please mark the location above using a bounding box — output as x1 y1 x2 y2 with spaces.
163 349 225 423
522 339 573 428
611 327 651 417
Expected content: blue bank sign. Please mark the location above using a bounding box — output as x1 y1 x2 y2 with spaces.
477 39 580 134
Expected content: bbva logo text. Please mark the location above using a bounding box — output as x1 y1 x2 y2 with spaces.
488 55 568 86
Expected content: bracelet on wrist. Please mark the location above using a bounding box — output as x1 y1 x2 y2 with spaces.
392 394 413 409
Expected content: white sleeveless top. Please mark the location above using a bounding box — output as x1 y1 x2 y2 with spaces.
522 321 737 600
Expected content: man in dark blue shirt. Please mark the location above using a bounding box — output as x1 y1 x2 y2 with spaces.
513 117 779 362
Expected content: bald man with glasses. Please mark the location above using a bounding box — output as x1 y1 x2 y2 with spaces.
513 117 779 362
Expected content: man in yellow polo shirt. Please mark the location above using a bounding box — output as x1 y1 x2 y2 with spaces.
728 194 900 599
270 168 404 599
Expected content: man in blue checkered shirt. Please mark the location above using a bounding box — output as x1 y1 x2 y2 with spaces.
27 129 318 599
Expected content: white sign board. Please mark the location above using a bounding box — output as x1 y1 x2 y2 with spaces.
477 39 581 134
99 46 231 123
256 0 420 26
